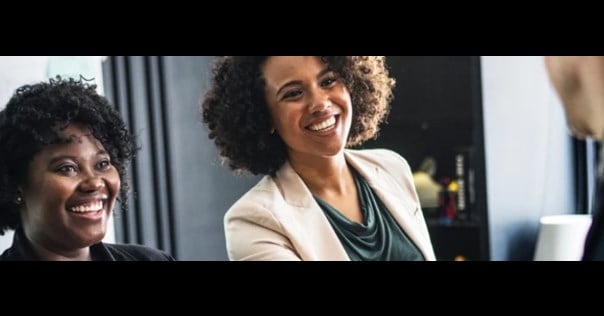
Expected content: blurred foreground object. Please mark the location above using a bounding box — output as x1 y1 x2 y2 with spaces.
534 214 592 261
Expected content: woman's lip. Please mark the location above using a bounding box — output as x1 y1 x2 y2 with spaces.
65 196 108 209
305 113 340 132
66 199 105 213
68 208 105 220
306 115 339 136
305 113 340 128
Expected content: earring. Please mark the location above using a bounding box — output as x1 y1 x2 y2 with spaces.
270 128 275 135
15 195 23 205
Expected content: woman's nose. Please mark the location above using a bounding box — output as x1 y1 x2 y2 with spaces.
78 174 105 192
308 90 332 114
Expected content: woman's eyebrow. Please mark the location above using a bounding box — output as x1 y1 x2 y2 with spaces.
276 67 332 97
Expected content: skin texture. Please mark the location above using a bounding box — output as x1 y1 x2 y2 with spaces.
19 124 120 260
262 56 362 223
545 56 604 140
201 56 395 175
263 56 352 169
0 77 136 238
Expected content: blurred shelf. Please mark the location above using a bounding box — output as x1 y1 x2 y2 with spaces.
427 218 480 228
426 218 484 261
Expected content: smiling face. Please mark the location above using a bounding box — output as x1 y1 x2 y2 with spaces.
262 56 353 162
19 124 120 256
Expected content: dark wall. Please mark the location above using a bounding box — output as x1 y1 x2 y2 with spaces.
363 56 475 180
104 56 260 260
362 56 489 260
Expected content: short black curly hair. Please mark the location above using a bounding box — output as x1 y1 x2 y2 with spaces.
202 56 396 175
0 76 137 235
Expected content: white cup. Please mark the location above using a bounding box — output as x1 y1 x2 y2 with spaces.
534 214 593 261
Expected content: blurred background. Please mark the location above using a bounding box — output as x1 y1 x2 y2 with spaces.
0 56 592 260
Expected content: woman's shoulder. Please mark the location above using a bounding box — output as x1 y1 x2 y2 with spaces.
103 243 175 261
224 176 283 225
231 176 279 209
346 148 410 169
346 148 414 189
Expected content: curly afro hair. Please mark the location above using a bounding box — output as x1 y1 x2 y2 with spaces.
202 56 396 175
0 76 137 235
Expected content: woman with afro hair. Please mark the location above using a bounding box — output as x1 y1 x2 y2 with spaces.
0 76 173 261
202 56 435 261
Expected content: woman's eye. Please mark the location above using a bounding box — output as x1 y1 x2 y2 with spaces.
57 165 77 174
283 90 302 99
97 160 111 170
321 77 337 87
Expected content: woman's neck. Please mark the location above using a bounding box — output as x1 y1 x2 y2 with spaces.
288 152 355 196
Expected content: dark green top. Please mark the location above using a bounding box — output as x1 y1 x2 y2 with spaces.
314 169 425 261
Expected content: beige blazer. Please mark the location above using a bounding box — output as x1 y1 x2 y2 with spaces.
224 149 436 261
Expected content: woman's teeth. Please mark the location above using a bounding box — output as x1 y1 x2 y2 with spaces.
308 116 336 132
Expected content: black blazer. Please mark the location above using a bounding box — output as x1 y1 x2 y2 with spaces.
0 227 175 261
584 161 604 260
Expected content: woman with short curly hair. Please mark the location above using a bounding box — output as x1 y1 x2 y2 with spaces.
202 56 435 261
0 76 173 261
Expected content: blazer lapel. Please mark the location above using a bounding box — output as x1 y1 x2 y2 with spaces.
273 151 435 261
275 161 350 260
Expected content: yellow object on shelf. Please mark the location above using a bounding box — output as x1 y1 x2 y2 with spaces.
448 180 459 192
